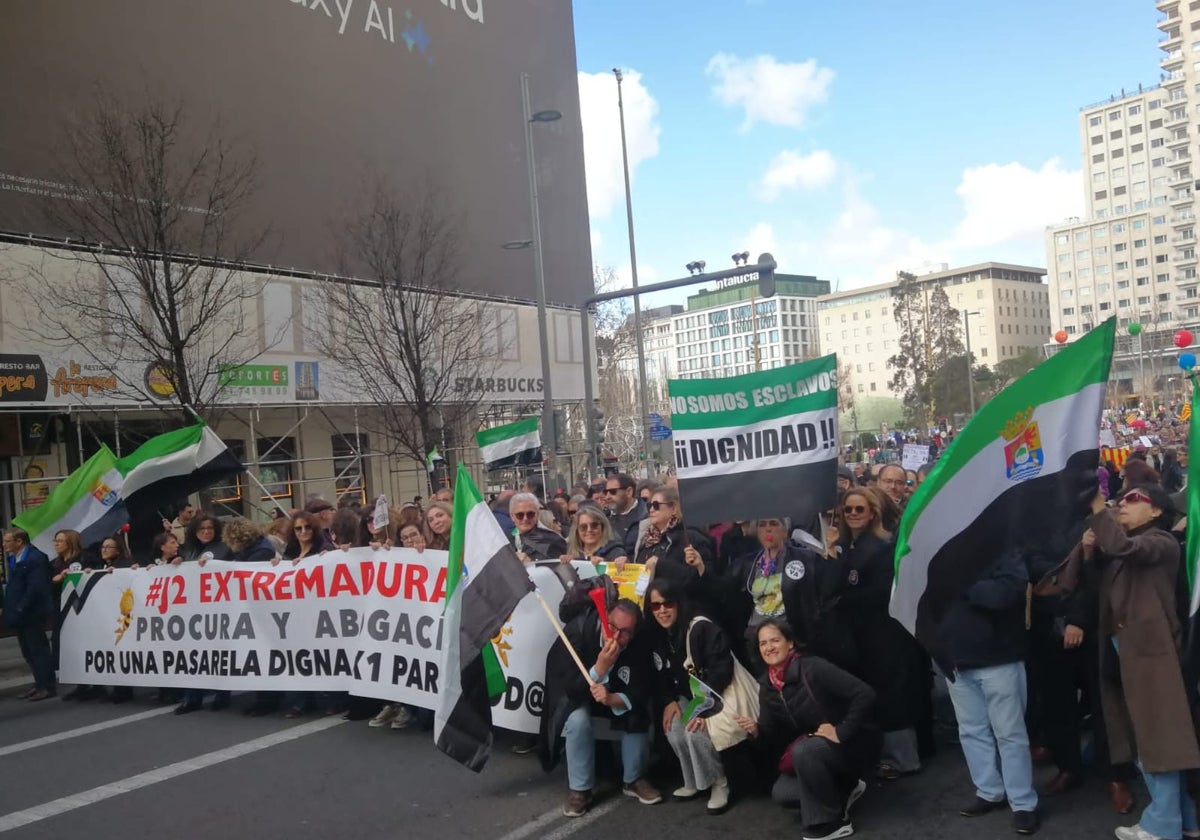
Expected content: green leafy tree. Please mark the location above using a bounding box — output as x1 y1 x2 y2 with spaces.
887 271 931 429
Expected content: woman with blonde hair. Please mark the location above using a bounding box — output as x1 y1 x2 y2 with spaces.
825 486 926 781
424 501 453 551
561 503 627 568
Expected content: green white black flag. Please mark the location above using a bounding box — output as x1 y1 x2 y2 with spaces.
667 354 839 526
890 318 1115 659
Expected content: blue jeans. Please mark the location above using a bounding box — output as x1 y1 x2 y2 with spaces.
562 706 649 791
1138 762 1198 840
945 661 1038 812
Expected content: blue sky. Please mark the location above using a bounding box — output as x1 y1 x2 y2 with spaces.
573 0 1160 305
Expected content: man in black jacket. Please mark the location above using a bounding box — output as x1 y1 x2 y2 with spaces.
605 473 645 548
538 598 661 817
3 528 55 700
936 547 1040 835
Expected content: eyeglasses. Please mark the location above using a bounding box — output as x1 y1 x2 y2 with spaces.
1120 491 1153 506
649 500 674 511
605 487 622 495
843 504 868 515
607 623 634 640
578 521 603 532
568 508 579 516
294 525 312 532
102 544 118 551
513 511 538 521
648 599 676 613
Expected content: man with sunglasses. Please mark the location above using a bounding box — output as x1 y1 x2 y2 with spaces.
538 596 660 817
605 473 645 547
510 492 567 562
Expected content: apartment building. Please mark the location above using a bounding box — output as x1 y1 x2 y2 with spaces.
817 263 1051 397
1044 1 1200 392
670 273 829 380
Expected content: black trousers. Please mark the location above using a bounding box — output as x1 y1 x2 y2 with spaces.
17 623 55 691
1028 618 1083 774
771 737 857 830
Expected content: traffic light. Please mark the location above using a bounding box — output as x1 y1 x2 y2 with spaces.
757 252 776 298
590 401 606 444
553 408 569 454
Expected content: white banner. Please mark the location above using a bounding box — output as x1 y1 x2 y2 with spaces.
59 549 595 734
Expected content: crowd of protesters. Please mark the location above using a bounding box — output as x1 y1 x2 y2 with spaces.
6 451 1200 840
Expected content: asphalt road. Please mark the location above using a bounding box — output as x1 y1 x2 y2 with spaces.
0 680 1142 840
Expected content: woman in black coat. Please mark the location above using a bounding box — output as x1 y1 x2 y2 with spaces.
823 487 925 779
632 487 715 602
644 578 734 813
736 619 880 840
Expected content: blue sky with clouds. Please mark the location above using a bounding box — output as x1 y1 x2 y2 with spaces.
573 0 1161 304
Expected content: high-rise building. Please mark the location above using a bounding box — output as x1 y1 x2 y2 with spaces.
1044 0 1199 396
670 273 829 379
817 263 1051 397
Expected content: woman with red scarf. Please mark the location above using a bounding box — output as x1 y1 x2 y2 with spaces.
736 619 880 840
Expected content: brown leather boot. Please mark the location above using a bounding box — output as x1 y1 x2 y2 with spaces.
1107 781 1134 815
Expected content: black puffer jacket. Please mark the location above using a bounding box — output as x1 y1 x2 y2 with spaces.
757 654 881 776
935 547 1030 673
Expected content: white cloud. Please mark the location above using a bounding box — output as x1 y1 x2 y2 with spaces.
950 158 1084 250
577 69 661 220
758 149 838 199
706 53 834 130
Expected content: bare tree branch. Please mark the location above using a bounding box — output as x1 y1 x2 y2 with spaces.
13 88 280 421
317 179 503 469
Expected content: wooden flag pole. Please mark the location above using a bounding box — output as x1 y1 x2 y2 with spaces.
532 589 595 686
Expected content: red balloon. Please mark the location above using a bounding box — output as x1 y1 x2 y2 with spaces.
1175 329 1194 349
119 523 131 533
1054 330 1068 344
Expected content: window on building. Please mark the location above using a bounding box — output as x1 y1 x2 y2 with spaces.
257 437 297 505
331 433 369 506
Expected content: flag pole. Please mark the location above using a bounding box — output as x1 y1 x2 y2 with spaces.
531 589 595 686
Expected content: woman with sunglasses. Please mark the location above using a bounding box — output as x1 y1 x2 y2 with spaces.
284 512 332 563
736 619 879 840
643 578 739 815
825 487 925 781
632 487 715 595
562 504 626 570
1054 483 1200 840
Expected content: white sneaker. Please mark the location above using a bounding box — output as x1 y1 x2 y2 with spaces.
390 706 414 730
672 786 700 800
1115 827 1164 840
706 777 730 814
844 779 867 819
368 704 398 728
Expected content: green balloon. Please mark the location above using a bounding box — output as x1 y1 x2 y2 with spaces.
1128 323 1142 336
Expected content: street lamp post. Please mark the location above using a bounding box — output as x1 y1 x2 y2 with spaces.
614 68 652 471
963 309 981 415
519 73 560 468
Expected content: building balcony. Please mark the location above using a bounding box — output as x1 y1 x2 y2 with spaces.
1171 190 1194 205
1167 132 1191 150
1165 111 1189 126
1168 173 1195 187
1159 12 1181 31
1177 272 1200 286
1165 73 1188 90
1173 234 1197 243
1161 32 1184 53
1163 51 1186 72
1173 212 1197 226
1157 0 1180 11
1173 252 1199 265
